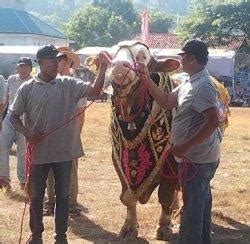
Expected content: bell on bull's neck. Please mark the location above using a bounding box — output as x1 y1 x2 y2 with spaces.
128 122 136 131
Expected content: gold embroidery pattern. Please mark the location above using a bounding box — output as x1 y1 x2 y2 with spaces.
110 73 173 197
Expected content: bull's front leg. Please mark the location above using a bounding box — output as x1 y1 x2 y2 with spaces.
119 189 139 239
156 177 178 241
112 156 139 239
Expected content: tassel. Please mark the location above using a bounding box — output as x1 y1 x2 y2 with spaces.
128 122 136 131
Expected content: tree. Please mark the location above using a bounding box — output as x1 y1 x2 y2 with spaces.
63 2 139 49
26 0 92 29
92 0 138 26
149 10 173 33
64 0 177 48
177 1 250 44
39 13 64 30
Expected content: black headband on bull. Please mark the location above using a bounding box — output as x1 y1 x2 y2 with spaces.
114 41 150 62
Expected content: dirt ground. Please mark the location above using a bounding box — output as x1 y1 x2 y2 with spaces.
0 104 249 244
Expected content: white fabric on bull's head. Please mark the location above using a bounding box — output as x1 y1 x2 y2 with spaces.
107 41 151 87
105 41 180 89
105 42 152 121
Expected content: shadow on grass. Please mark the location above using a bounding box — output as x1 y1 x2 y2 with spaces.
2 188 26 202
69 214 149 243
170 211 250 244
212 211 250 244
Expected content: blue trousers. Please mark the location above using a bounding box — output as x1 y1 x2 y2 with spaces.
29 161 72 240
0 114 26 183
178 161 219 244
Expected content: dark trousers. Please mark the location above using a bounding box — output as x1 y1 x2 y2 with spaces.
178 161 219 244
29 161 72 240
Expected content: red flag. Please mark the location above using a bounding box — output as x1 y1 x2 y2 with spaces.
141 7 149 44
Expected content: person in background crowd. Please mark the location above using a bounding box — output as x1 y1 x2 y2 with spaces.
0 57 32 190
44 47 87 216
235 81 246 100
0 74 6 125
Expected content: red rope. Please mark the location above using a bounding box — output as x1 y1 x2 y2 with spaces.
160 148 199 204
19 195 29 244
19 142 35 244
114 62 152 123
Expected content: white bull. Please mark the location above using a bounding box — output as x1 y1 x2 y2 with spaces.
105 41 180 240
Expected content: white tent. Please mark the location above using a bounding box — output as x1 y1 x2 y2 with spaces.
206 49 236 78
77 46 111 65
77 46 111 56
153 48 236 78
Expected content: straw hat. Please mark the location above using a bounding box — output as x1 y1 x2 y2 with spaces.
57 47 80 69
84 56 100 73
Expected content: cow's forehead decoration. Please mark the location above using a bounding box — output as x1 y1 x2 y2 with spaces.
107 41 151 89
114 41 151 63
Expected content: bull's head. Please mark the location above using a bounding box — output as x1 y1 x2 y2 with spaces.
106 41 150 125
106 41 180 131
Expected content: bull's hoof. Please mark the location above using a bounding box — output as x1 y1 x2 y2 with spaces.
119 222 138 239
155 225 172 241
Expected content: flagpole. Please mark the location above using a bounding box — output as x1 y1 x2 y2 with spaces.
141 4 149 44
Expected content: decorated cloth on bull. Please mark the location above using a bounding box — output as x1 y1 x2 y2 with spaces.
211 77 230 135
110 73 173 197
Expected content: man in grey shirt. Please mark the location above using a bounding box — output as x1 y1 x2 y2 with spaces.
0 57 32 190
9 45 108 243
144 39 220 244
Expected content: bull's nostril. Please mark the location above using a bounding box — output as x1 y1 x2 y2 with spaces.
123 64 132 70
122 61 131 67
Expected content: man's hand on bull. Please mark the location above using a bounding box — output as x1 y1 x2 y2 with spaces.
130 63 151 81
170 142 191 158
98 52 110 71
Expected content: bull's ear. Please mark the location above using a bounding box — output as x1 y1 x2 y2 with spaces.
147 57 158 73
149 58 180 73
